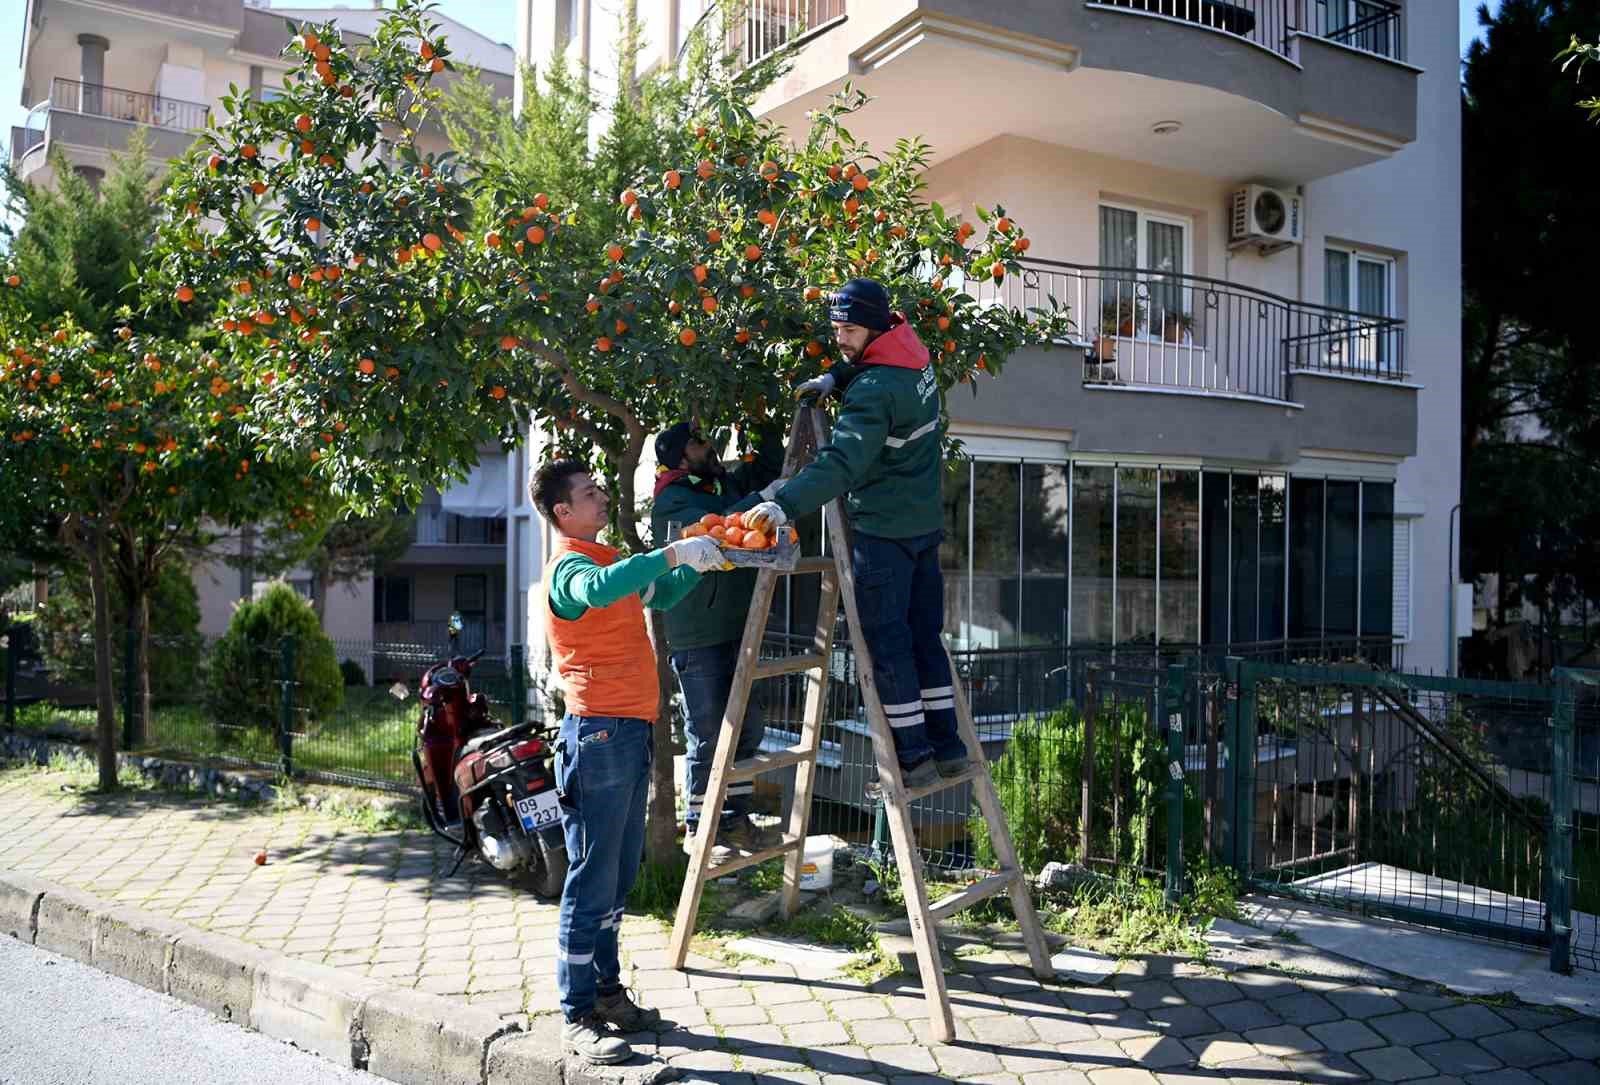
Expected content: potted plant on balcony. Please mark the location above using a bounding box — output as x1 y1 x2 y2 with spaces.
1096 294 1146 362
1160 309 1194 344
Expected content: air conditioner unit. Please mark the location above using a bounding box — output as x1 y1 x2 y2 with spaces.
1228 184 1303 251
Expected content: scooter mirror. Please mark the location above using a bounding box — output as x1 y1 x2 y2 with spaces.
388 681 410 701
447 611 463 638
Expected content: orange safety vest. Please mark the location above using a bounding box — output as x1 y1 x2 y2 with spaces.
542 536 660 722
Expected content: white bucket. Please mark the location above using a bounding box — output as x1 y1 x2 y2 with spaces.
798 836 834 891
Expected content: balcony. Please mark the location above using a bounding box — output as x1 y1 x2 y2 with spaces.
12 78 209 183
950 256 1416 465
742 1 1419 183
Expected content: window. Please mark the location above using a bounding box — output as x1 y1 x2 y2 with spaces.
1071 465 1115 644
1116 468 1158 645
1158 470 1200 645
1100 204 1192 340
1392 517 1414 642
373 575 412 623
1361 483 1394 640
1326 245 1396 370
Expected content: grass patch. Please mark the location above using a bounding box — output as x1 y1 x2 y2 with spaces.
1041 861 1240 963
626 856 729 927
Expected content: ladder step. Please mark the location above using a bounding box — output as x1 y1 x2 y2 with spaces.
790 557 837 577
928 870 1020 923
754 652 828 680
728 745 815 783
903 764 981 804
702 836 804 879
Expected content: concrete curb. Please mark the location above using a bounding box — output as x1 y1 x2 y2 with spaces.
0 867 677 1085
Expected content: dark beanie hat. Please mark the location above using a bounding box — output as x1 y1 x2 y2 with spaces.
828 279 892 331
654 421 694 469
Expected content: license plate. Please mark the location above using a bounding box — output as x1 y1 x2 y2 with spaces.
515 789 561 832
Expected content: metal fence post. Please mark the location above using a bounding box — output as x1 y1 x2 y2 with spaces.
1081 664 1099 866
510 642 526 728
278 634 296 779
1549 679 1575 975
1220 657 1242 874
122 627 138 751
3 625 16 730
1234 660 1258 880
1163 662 1187 903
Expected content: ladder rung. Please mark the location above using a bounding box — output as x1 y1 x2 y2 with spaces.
903 764 980 804
728 745 814 782
702 836 804 879
928 870 1019 923
754 652 828 679
790 556 836 576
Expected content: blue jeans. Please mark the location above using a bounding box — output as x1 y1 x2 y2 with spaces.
853 530 967 768
672 641 765 829
554 714 650 1021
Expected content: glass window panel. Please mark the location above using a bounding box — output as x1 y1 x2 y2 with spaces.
1071 465 1115 644
1158 469 1200 646
1146 220 1186 331
1357 258 1389 317
971 461 1021 648
1201 472 1231 646
1230 473 1260 645
1117 468 1158 646
1361 482 1395 641
941 460 973 649
1100 206 1138 270
1289 478 1325 640
1324 480 1360 638
1325 249 1351 309
1022 463 1070 647
1259 475 1287 644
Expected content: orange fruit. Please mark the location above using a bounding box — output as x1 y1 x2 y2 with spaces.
1016 237 1031 252
422 233 442 251
740 284 756 299
499 335 518 351
697 159 715 180
485 231 501 248
995 216 1012 233
235 280 252 295
744 244 762 261
207 154 221 172
992 263 1005 281
701 296 718 314
430 58 444 73
726 512 745 530
357 358 376 374
743 530 769 550
295 112 313 132
724 527 746 547
692 264 708 283
679 327 697 347
491 385 506 400
804 286 822 301
735 328 751 344
241 144 258 158
620 189 637 206
757 209 776 227
305 217 321 233
707 228 721 244
173 285 195 303
700 513 724 528
526 225 546 244
805 340 823 357
682 524 707 538
852 173 870 191
595 336 612 352
535 193 550 209
788 526 799 544
943 338 957 354
607 243 624 262
420 41 434 60
250 180 266 196
664 169 682 190
585 298 600 314
324 264 342 281
710 525 728 541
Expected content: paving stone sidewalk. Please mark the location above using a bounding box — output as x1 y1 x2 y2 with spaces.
1 767 1595 1085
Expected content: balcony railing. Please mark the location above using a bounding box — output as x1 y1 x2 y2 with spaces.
49 77 210 131
727 0 846 68
967 257 1406 401
1093 0 1405 62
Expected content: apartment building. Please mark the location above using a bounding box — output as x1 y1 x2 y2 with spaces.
508 0 1460 676
13 0 518 664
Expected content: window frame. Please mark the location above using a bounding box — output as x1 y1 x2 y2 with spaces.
1325 244 1396 319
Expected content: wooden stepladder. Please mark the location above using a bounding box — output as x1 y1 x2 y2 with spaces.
667 405 1052 1043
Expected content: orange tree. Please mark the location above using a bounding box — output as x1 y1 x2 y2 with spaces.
148 0 1070 845
0 312 319 789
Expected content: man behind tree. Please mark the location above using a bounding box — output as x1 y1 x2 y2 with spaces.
649 421 783 856
531 459 730 1065
745 279 968 789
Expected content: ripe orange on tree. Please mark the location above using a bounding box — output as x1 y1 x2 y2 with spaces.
678 327 698 347
664 169 682 190
526 225 546 244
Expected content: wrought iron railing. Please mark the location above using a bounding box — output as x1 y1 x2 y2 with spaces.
727 0 846 68
1093 0 1405 62
49 78 209 131
965 257 1407 400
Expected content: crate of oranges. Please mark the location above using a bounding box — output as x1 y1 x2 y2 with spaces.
679 512 801 570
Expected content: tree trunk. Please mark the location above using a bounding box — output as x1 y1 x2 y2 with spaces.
647 611 679 859
137 590 152 748
312 569 329 621
85 534 119 791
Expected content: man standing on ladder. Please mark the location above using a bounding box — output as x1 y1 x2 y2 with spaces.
531 459 732 1066
649 420 784 857
745 279 967 790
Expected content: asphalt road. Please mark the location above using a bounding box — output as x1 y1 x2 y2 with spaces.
0 937 387 1085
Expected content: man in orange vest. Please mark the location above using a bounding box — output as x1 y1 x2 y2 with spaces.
532 458 730 1065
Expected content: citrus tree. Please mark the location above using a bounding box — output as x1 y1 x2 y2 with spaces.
148 0 1070 844
0 312 320 787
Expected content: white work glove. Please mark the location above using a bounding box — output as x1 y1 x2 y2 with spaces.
794 373 836 402
664 536 731 573
744 501 788 535
757 480 783 501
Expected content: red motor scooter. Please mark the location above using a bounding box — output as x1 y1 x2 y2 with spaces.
407 617 567 898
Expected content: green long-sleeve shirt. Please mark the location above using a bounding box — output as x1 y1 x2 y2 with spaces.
548 549 700 621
